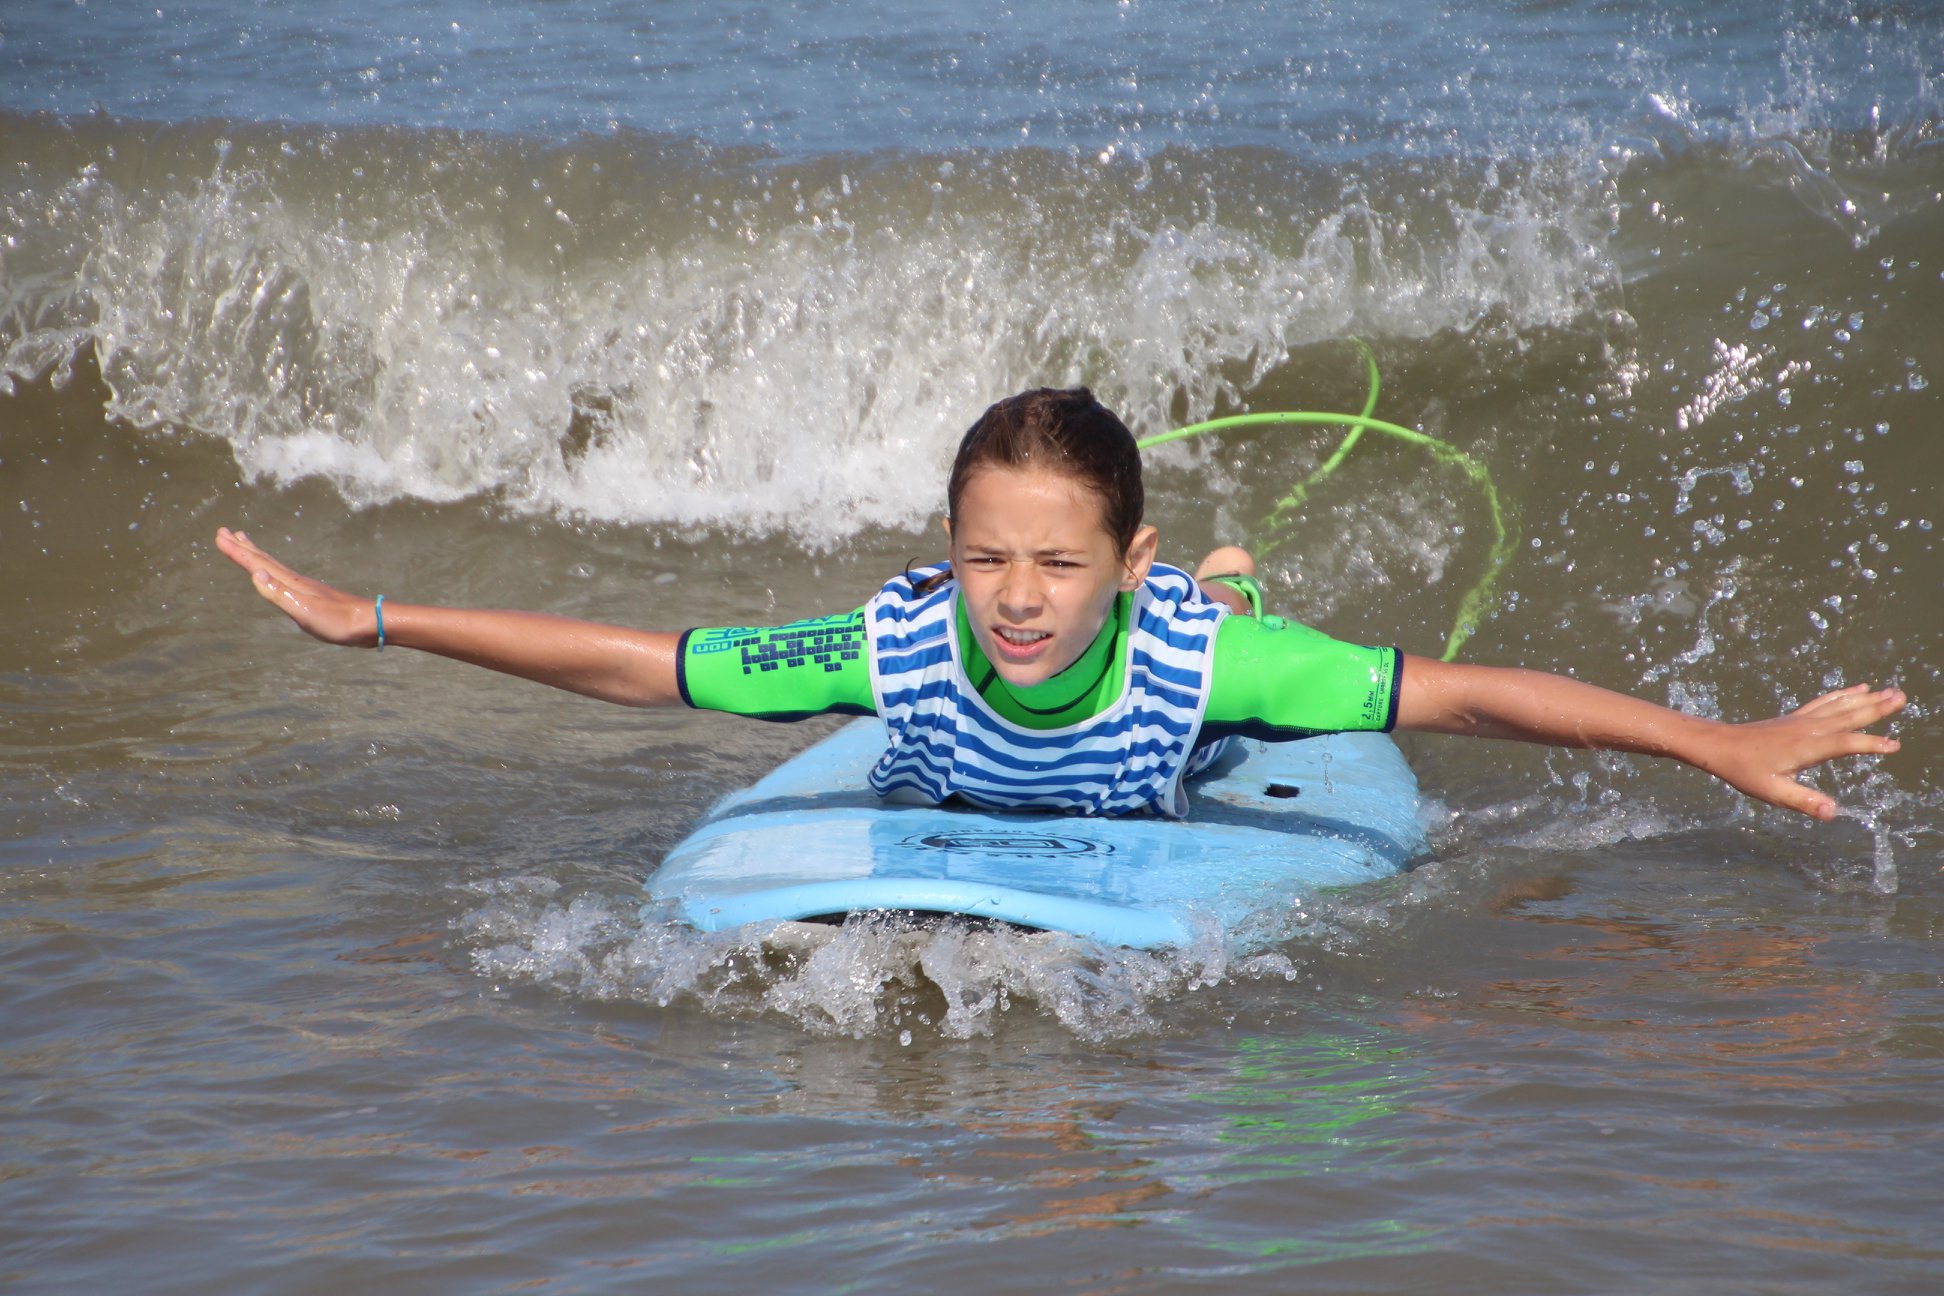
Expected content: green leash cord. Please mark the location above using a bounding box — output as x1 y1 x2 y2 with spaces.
1134 342 1514 662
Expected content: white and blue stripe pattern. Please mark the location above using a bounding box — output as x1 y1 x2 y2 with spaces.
864 562 1230 818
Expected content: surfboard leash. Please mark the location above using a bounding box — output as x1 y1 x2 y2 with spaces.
1134 339 1514 662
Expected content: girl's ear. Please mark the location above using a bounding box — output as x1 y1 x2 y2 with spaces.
1120 524 1159 590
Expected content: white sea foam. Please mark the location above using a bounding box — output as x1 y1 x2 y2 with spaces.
3 141 1623 547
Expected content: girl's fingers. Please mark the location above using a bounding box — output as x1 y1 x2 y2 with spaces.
219 528 352 639
1787 733 1898 775
1866 688 1909 723
1804 683 1903 719
1788 683 1866 715
1795 682 1875 718
1798 787 1839 821
1784 687 1904 746
1783 716 1902 772
1839 732 1901 758
1753 774 1831 820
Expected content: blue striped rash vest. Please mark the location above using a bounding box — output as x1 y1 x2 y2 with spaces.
863 562 1233 818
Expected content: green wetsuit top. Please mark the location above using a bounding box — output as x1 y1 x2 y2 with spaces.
676 581 1401 742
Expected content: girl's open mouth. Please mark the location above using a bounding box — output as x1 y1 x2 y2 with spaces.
991 625 1053 660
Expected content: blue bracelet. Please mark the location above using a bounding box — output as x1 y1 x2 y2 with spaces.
374 594 386 650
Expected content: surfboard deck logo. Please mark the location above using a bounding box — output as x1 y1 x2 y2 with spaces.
905 831 1109 856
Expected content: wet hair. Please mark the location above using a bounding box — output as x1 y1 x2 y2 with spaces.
948 386 1143 547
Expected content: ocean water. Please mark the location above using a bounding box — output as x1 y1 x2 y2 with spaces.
3 1 1942 1290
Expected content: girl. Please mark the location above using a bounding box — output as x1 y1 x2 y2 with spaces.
216 387 1904 821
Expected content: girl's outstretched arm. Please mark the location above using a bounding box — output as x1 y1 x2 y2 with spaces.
214 527 684 707
1394 655 1905 820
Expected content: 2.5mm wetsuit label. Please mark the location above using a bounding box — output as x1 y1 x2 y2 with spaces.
677 610 876 719
686 612 864 675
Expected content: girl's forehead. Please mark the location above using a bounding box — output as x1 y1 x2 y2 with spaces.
956 464 1111 512
952 465 1116 545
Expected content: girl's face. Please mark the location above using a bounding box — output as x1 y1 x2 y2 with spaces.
944 465 1157 687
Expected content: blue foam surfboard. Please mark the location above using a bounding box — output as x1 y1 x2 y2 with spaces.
646 720 1426 951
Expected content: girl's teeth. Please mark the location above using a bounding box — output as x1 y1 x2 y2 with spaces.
998 628 1048 645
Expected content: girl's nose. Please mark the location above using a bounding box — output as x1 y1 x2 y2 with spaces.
996 559 1044 618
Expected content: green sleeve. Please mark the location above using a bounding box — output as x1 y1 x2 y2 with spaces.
677 609 877 722
1203 613 1401 740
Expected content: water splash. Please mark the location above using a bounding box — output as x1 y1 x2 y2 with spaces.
2 125 1625 546
1641 559 1744 718
459 879 1427 1042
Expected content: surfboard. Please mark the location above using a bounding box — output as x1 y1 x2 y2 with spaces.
645 719 1426 952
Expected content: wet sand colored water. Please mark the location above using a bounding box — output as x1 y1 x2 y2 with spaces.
4 1 1941 1290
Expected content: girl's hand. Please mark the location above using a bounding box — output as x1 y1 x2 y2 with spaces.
215 527 379 647
1692 684 1906 820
